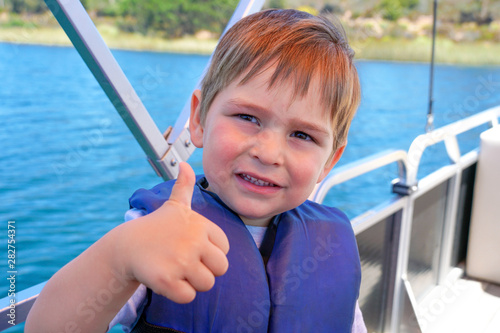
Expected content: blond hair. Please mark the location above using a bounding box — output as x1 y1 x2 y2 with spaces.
200 9 361 151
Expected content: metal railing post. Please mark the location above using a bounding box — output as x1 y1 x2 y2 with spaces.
43 0 265 179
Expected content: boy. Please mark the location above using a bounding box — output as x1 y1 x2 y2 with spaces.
26 9 365 332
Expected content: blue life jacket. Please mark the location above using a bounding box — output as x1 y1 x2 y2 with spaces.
129 176 361 333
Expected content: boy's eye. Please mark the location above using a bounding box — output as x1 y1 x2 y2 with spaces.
292 131 314 141
291 131 313 141
238 114 259 124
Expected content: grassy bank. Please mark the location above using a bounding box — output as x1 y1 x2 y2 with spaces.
0 24 218 54
1 24 499 65
354 36 500 66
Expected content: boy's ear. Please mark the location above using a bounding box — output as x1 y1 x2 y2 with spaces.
317 144 346 183
189 89 204 148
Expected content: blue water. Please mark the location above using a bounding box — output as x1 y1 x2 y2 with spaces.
1 42 499 331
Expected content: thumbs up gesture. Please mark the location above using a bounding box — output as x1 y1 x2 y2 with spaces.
116 162 230 304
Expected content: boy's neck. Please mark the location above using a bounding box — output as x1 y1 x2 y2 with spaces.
204 184 272 227
239 215 272 227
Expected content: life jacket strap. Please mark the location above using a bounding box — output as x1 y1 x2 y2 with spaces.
131 313 186 333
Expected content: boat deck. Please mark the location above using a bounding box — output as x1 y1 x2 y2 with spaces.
424 275 500 333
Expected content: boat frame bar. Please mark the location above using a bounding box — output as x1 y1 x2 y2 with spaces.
40 0 264 180
0 0 267 329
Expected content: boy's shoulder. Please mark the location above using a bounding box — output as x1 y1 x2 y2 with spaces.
129 177 353 234
128 176 203 213
286 199 353 231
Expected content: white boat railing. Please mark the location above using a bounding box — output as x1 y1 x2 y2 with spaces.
310 106 500 332
0 282 45 331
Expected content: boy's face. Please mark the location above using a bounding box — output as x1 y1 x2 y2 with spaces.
190 66 345 227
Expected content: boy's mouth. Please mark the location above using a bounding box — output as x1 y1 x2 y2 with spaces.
239 173 278 187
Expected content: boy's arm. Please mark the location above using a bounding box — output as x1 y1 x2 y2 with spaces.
25 231 142 333
25 163 229 333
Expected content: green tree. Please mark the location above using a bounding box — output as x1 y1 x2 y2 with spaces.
378 0 419 21
119 0 238 38
267 0 286 9
6 0 45 13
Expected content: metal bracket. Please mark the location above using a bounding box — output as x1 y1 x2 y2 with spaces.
44 0 265 181
392 178 418 196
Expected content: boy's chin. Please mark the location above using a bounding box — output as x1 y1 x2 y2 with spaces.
237 211 274 227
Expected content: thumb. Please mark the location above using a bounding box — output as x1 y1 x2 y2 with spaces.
169 162 196 207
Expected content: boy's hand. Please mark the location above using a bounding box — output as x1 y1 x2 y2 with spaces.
117 162 230 304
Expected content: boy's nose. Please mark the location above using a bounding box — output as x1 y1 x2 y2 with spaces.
250 130 285 166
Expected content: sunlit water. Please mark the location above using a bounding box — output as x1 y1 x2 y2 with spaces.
1 42 499 332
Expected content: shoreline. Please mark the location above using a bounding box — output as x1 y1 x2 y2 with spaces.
0 25 219 55
1 26 499 66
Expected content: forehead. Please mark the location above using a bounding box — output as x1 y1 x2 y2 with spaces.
232 63 331 119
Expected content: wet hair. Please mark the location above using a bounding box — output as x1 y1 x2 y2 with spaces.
200 9 361 151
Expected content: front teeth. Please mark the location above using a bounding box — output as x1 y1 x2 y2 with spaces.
241 174 274 187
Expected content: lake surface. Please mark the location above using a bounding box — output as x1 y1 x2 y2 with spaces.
1 42 499 331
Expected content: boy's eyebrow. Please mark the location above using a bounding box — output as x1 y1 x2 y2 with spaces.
291 119 332 136
226 98 332 136
226 98 268 115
